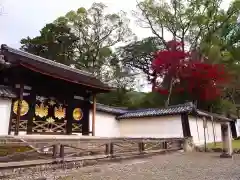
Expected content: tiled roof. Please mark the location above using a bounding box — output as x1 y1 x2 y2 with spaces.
112 102 232 121
1 44 112 91
1 45 92 76
116 102 195 119
96 103 128 115
0 85 17 98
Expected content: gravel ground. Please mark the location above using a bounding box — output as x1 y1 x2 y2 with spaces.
6 152 240 180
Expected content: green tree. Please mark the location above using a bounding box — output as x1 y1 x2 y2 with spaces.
97 88 132 107
135 0 240 54
21 22 78 65
130 0 240 107
207 10 240 115
117 37 163 90
195 3 240 115
57 3 133 79
129 91 166 109
21 3 134 86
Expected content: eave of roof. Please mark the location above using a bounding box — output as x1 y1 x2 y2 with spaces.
96 103 128 115
0 85 17 99
116 102 195 120
1 44 113 92
113 102 233 122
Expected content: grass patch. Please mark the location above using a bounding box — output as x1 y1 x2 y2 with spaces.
0 146 32 156
207 140 240 149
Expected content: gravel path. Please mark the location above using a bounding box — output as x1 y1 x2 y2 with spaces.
7 152 240 180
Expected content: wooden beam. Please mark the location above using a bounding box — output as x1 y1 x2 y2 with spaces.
92 94 96 136
211 116 216 146
15 84 23 135
203 117 207 152
181 113 191 137
66 97 73 135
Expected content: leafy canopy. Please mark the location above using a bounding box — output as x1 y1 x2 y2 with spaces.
152 40 230 102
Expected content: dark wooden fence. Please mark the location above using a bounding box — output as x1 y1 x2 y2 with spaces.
0 137 183 168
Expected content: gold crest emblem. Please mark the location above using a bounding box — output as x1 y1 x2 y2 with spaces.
35 103 48 118
13 100 29 116
54 105 66 119
73 108 83 121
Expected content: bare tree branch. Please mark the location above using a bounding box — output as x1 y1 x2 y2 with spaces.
137 2 168 49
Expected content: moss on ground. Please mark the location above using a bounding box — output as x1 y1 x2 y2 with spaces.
0 146 32 156
207 140 240 149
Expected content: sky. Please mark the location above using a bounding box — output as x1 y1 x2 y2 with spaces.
0 0 153 48
0 0 231 91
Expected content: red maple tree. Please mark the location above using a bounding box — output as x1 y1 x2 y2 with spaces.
152 40 229 102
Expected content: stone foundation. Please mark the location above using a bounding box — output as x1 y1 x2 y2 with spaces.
183 137 195 152
220 123 233 158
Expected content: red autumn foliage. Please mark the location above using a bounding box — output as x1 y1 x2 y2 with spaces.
152 40 229 101
156 88 169 95
152 41 188 77
179 62 229 100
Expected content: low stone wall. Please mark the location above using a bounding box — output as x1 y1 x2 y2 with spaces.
0 136 184 163
0 149 179 180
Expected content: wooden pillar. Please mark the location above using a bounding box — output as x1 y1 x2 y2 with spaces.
82 99 90 135
92 94 96 136
27 90 36 134
66 98 73 135
60 145 65 159
203 117 207 152
66 116 73 135
220 122 233 158
15 84 23 135
181 113 194 152
181 113 191 137
211 116 216 146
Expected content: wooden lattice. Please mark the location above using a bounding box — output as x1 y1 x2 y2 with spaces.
11 118 82 134
11 119 27 131
72 123 82 132
32 120 67 133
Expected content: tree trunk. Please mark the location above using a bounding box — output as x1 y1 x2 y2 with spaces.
151 73 157 92
165 0 177 107
165 78 174 107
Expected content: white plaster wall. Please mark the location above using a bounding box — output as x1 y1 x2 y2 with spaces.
235 119 240 137
188 116 201 145
119 115 183 138
214 122 222 142
189 116 222 145
0 99 12 135
206 120 214 143
89 111 120 137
